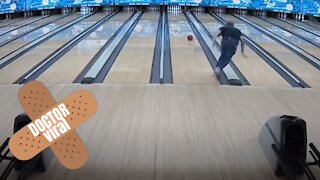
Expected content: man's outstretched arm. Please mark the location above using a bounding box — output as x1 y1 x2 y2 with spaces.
240 36 248 58
240 36 245 53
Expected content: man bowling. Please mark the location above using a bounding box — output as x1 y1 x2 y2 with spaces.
212 21 246 76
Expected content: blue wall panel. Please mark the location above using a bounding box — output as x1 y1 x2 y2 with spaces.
259 0 295 12
167 0 209 5
25 0 66 10
114 0 161 5
67 0 110 6
210 0 252 8
0 0 25 13
299 0 320 16
0 0 320 17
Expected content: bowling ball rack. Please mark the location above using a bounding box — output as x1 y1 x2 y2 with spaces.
0 114 52 180
259 115 320 180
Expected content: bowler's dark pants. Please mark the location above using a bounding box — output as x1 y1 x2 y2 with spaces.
216 38 238 70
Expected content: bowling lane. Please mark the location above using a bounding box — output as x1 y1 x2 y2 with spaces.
169 13 218 85
228 15 320 88
0 16 41 33
0 17 26 28
251 17 320 61
0 13 106 84
104 12 158 84
196 13 289 87
266 17 320 43
0 17 24 24
306 21 320 29
287 19 320 34
0 13 81 60
37 12 133 83
0 15 64 42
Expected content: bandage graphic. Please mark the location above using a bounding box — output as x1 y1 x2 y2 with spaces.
8 81 97 169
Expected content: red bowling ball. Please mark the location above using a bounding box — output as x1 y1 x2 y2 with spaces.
187 35 193 41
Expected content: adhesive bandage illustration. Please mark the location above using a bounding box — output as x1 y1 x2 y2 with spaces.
8 81 97 169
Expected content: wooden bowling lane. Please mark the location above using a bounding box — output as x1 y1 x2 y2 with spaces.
37 12 133 83
169 13 219 85
0 16 41 33
0 15 64 43
104 12 158 84
0 13 106 84
267 17 320 41
2 84 320 179
306 21 320 29
287 19 320 34
196 13 289 88
0 13 82 60
238 15 320 88
262 17 320 59
0 17 25 27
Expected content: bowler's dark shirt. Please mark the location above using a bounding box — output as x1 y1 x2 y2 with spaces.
218 26 242 41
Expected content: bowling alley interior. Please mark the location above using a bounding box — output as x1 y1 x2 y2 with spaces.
1 0 320 179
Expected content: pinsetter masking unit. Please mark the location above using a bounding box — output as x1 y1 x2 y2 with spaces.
259 115 320 180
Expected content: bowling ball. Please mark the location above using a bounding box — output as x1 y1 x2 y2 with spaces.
187 35 193 41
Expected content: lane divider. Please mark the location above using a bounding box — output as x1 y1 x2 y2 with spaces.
0 15 50 37
14 11 117 84
0 12 95 70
